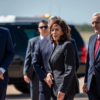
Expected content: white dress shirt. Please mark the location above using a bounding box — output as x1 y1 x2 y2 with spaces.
0 68 5 73
40 35 44 40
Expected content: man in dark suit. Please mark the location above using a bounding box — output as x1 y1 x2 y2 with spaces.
33 36 52 100
70 38 79 71
0 27 14 100
83 13 100 100
33 16 79 100
23 20 49 100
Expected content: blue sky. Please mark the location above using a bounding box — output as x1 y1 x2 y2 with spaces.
0 0 99 24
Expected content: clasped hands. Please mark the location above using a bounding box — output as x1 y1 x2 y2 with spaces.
44 73 54 88
0 71 4 80
44 73 65 100
57 91 65 100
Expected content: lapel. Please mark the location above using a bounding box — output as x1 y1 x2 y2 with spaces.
95 46 100 61
46 38 54 70
91 34 98 62
48 43 57 70
48 39 52 54
38 36 40 39
95 36 100 61
49 42 62 62
45 37 52 54
37 36 40 41
49 44 56 62
34 36 40 48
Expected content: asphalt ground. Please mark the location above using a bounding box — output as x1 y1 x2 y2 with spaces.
6 94 88 100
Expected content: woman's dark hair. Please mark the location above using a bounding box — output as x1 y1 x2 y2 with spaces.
50 19 71 45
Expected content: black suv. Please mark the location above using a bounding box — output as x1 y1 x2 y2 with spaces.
0 22 87 93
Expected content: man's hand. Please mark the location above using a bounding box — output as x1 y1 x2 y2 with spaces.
0 71 4 80
57 91 65 100
44 73 54 88
83 83 87 94
24 74 30 84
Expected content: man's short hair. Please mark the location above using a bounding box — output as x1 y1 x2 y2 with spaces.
48 16 61 23
92 12 100 17
48 16 61 26
38 20 48 27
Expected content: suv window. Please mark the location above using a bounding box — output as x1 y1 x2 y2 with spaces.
69 25 84 50
0 23 39 57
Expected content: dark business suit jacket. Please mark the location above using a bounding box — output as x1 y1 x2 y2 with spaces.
85 34 100 91
23 36 40 100
33 36 79 92
23 36 40 79
71 38 79 71
49 41 79 96
33 36 52 92
0 27 14 84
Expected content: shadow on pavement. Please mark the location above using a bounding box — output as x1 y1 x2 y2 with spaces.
75 93 88 98
6 93 88 99
6 94 30 99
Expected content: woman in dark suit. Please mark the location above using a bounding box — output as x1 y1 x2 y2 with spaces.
48 19 79 100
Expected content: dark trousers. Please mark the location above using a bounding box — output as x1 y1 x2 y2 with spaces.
88 75 100 100
50 94 75 100
0 83 7 100
50 91 75 100
39 91 51 100
30 74 39 100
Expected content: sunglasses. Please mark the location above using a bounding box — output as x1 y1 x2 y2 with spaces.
39 25 48 29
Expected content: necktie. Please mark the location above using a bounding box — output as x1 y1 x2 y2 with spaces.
94 36 100 59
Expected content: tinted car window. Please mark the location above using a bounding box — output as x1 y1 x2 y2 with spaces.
69 25 84 50
0 23 39 57
0 23 86 64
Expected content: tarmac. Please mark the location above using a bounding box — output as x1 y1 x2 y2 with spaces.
6 77 89 100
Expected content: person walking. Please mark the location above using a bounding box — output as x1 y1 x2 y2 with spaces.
48 19 79 100
0 27 14 100
23 20 49 100
83 12 100 100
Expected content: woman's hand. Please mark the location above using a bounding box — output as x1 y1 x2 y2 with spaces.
57 91 65 100
44 73 54 88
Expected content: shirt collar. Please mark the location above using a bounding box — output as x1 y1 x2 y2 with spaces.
40 35 49 40
98 34 100 38
45 35 49 39
40 35 44 40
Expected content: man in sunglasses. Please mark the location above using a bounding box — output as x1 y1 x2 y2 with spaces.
23 20 49 100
